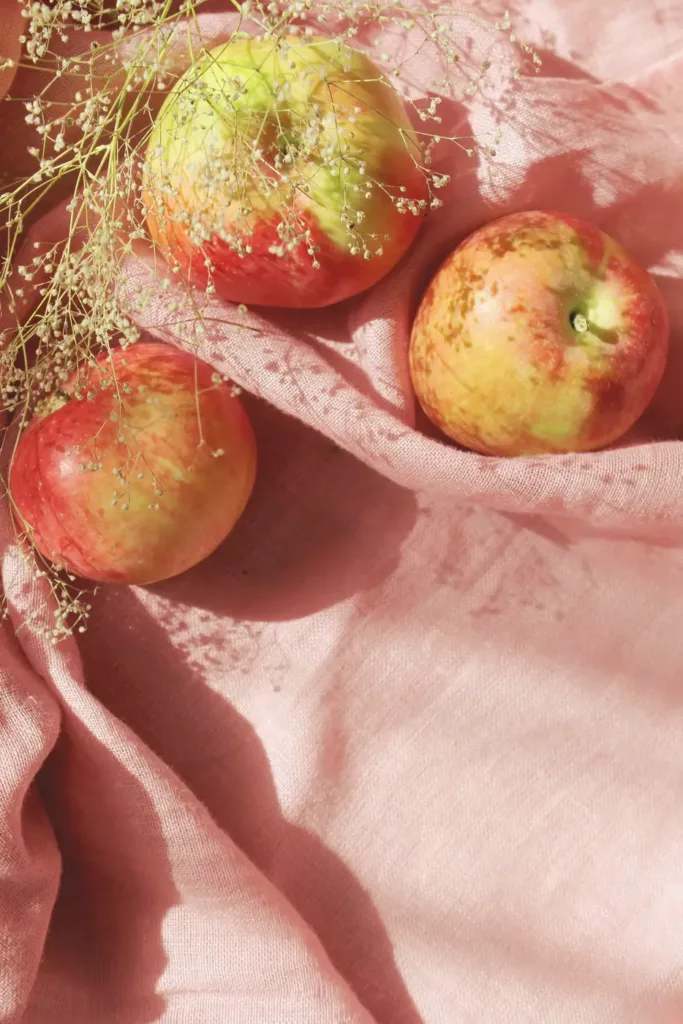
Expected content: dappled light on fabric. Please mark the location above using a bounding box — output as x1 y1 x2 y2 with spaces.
2 2 683 1023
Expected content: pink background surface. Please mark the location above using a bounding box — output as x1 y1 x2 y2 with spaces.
2 1 683 1021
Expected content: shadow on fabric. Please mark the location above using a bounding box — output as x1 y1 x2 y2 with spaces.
77 592 425 1024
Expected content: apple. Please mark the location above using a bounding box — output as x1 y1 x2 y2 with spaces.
143 35 427 309
409 210 669 456
9 342 257 584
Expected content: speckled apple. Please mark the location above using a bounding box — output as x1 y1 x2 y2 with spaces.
9 342 257 584
143 35 427 309
409 210 669 456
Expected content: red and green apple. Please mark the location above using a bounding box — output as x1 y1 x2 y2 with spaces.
143 35 427 309
409 210 669 456
9 342 257 584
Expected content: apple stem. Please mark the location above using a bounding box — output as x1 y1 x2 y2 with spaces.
571 312 589 333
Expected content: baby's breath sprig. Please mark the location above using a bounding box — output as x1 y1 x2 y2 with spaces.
0 0 539 635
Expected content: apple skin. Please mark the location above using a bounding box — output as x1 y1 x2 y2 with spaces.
143 36 427 309
409 210 669 456
9 342 257 585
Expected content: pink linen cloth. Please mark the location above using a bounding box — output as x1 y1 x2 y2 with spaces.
2 1 683 1022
